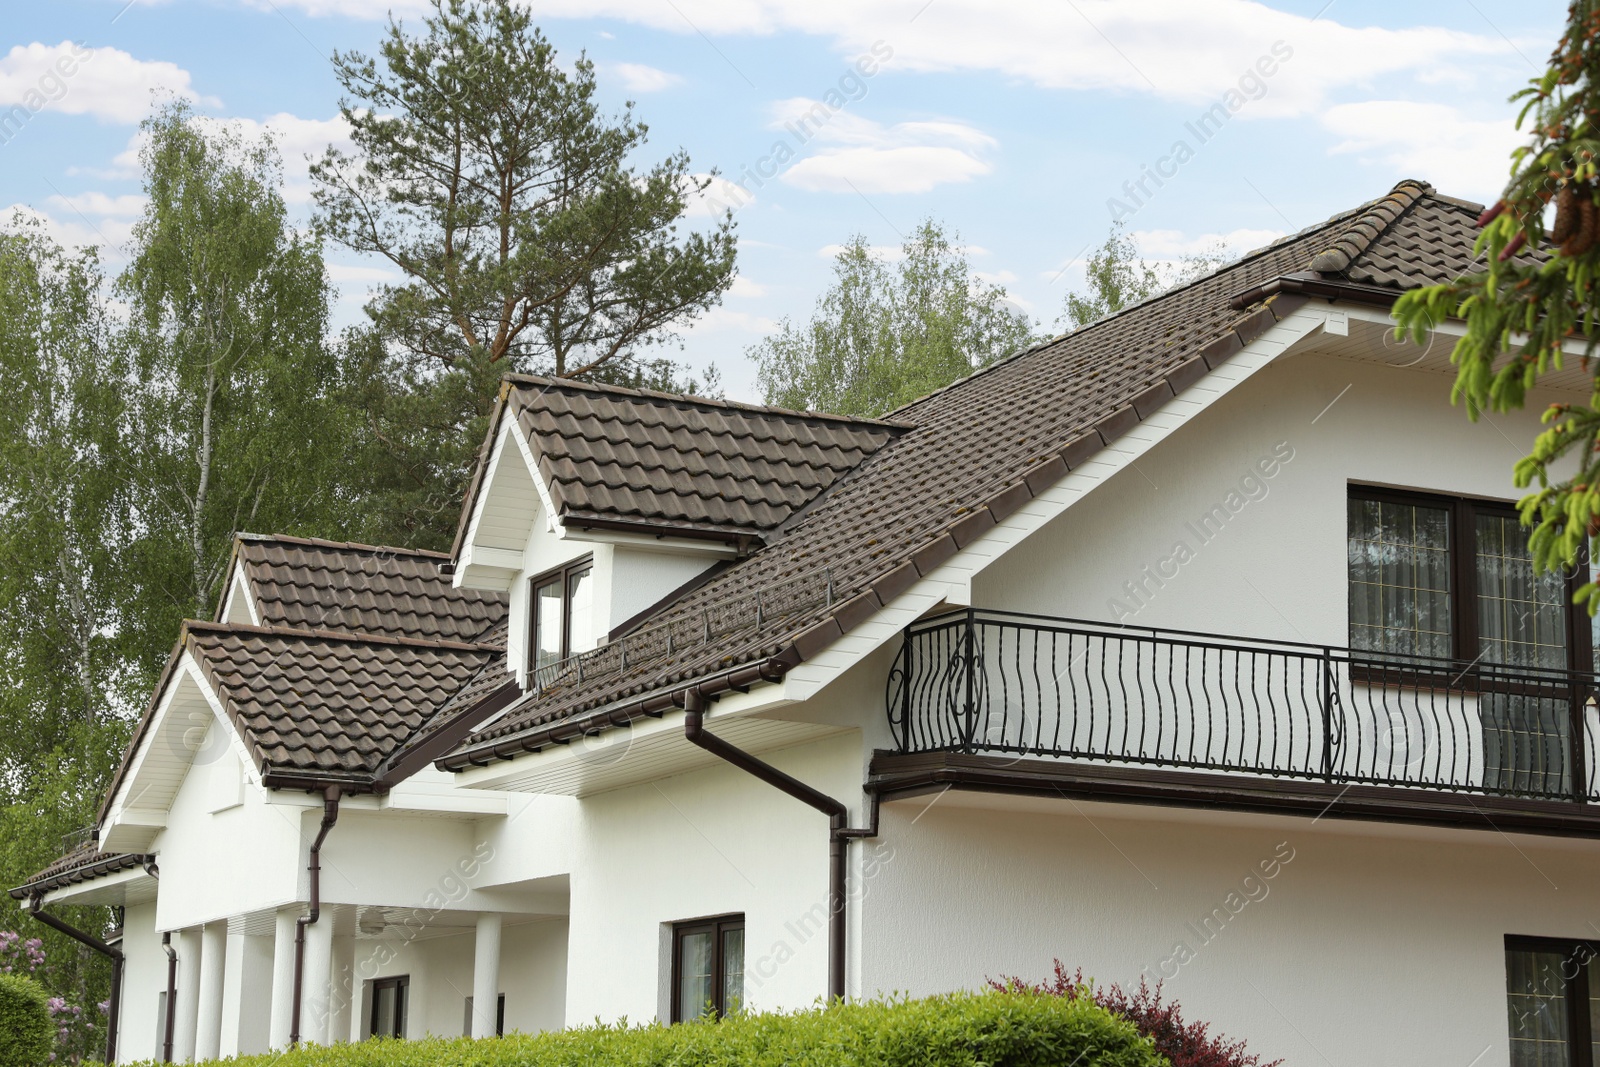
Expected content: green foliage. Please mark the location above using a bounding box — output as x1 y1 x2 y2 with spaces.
0 973 54 1067
1392 2 1600 605
751 220 1039 417
312 0 735 544
118 101 349 656
145 992 1161 1067
1060 225 1233 332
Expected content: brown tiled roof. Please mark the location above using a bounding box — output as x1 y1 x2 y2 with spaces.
439 179 1484 765
454 377 909 548
183 622 498 783
233 534 507 642
8 844 151 900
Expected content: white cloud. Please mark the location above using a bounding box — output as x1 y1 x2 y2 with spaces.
3 203 136 257
605 62 682 93
0 41 213 126
770 99 995 195
687 305 779 335
817 241 900 261
1321 100 1522 204
45 191 146 218
728 275 766 298
1135 227 1284 258
326 262 401 285
88 112 352 199
267 0 1525 121
681 174 752 216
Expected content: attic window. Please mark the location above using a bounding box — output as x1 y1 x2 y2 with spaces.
530 556 597 675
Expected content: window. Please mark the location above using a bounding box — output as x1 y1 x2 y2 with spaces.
1505 936 1600 1066
1347 487 1590 667
462 994 505 1037
671 915 744 1022
1348 487 1595 794
528 557 596 677
368 976 408 1039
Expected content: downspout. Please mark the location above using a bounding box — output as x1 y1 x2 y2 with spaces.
290 785 342 1047
161 933 176 1063
681 691 878 1002
26 898 124 1064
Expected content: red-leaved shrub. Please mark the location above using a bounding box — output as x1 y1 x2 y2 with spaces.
990 961 1282 1067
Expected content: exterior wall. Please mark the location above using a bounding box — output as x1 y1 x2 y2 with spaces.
858 795 1597 1067
152 738 301 932
351 918 568 1038
563 731 863 1024
118 902 166 1063
976 349 1564 642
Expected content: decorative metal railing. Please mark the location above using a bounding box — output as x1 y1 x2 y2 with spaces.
886 610 1600 803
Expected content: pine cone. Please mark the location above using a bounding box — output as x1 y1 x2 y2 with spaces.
1562 196 1598 256
1553 183 1579 243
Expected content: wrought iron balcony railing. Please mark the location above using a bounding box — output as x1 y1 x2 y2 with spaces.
886 610 1600 804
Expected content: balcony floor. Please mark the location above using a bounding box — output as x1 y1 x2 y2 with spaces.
868 750 1600 840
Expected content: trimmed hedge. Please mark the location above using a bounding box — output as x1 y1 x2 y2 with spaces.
0 973 54 1067
157 992 1165 1067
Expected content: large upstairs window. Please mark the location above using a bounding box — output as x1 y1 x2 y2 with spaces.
528 556 597 678
1348 486 1596 794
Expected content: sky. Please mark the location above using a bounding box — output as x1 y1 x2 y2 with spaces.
0 0 1568 401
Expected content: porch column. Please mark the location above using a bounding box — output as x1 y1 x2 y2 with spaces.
470 914 502 1038
219 933 272 1058
329 934 356 1043
268 907 298 1049
194 923 227 1061
301 917 334 1044
172 928 202 1063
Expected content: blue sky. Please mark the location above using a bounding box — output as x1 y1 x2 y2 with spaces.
1 0 1567 400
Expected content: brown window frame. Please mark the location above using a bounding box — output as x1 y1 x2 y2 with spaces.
670 913 744 1023
527 555 595 678
1347 485 1593 676
368 975 409 1039
1505 934 1600 1065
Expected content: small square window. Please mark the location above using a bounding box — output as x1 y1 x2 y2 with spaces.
671 915 744 1022
1505 936 1600 1065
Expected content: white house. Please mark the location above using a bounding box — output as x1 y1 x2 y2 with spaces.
16 179 1599 1067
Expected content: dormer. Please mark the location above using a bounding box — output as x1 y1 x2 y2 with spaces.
450 376 909 689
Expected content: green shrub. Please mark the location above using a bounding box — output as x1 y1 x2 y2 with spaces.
0 973 54 1067
136 991 1163 1067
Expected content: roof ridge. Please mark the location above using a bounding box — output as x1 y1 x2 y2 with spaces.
878 187 1373 421
181 619 502 654
237 531 451 560
1307 178 1434 274
503 373 916 429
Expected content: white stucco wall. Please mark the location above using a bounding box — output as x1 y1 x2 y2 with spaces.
859 794 1595 1067
977 349 1568 642
562 731 863 1024
118 902 166 1063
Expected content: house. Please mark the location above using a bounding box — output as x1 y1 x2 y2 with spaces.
15 179 1599 1067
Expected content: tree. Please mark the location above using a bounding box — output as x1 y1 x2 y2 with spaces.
118 102 348 666
312 0 734 545
751 220 1037 417
0 220 126 1064
1059 224 1233 332
1392 2 1600 608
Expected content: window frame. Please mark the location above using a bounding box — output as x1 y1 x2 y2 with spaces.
526 554 595 678
1347 485 1593 675
1505 934 1600 1065
670 913 745 1023
367 975 409 1040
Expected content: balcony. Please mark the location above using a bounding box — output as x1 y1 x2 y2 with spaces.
876 610 1600 836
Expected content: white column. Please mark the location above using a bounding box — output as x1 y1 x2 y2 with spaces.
268 908 299 1050
471 914 503 1038
329 935 356 1044
220 933 273 1058
301 918 334 1045
194 923 227 1061
173 928 202 1063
